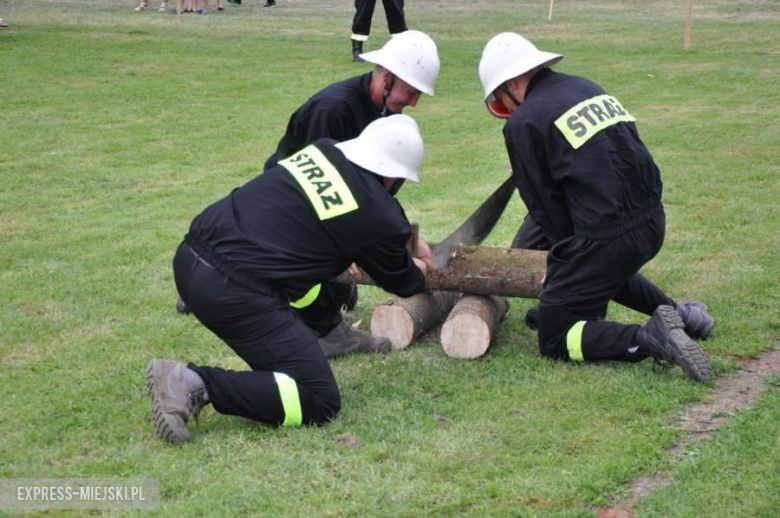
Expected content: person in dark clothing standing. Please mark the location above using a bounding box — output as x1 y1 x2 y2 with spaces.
350 0 407 62
478 33 714 381
147 115 434 445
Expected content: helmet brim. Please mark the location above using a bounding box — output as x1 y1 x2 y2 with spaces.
482 54 563 101
360 51 436 96
335 140 421 183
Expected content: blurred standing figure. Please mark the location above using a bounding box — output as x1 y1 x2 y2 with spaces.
134 1 168 11
351 0 407 62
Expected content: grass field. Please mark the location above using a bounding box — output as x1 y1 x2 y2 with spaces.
1 0 779 516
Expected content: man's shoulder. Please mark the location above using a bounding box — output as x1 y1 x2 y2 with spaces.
519 72 606 121
314 74 370 101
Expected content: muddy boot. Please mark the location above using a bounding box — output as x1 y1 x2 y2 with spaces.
636 305 712 382
351 39 365 63
318 319 391 359
676 301 715 340
146 360 210 445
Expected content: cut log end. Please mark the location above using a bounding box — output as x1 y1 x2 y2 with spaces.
441 313 491 359
369 303 415 351
440 295 509 360
370 291 461 351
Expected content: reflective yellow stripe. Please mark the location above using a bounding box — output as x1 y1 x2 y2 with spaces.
279 145 359 221
554 94 636 150
273 372 302 427
566 320 586 361
290 283 321 309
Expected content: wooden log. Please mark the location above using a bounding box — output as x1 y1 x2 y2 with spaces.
370 291 461 351
440 295 509 359
334 245 547 299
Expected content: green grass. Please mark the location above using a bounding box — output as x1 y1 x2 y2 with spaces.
1 0 779 516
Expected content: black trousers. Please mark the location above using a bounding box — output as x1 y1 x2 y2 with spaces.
512 214 674 362
173 242 341 426
295 281 357 337
351 0 407 39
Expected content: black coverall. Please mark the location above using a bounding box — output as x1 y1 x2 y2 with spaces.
505 69 675 363
264 73 386 337
175 140 425 426
351 0 407 41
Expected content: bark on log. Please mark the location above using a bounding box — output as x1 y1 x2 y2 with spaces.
440 295 509 359
370 291 461 351
335 246 547 299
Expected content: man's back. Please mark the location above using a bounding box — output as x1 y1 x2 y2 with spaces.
264 73 383 171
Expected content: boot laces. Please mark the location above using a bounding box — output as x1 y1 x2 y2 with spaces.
186 387 208 425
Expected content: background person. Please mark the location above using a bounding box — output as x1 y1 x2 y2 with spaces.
134 1 168 11
478 32 714 381
147 115 434 445
350 0 407 62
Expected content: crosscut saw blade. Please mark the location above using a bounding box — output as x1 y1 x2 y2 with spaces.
430 177 515 269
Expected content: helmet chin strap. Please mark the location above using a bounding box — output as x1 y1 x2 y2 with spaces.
498 83 522 108
387 178 405 196
382 72 396 113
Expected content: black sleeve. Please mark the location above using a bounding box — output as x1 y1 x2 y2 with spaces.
351 233 425 298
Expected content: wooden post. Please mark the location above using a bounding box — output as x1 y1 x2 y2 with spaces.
370 291 461 350
683 0 694 50
548 0 555 22
440 295 509 359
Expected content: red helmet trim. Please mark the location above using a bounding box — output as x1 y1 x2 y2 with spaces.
486 98 512 119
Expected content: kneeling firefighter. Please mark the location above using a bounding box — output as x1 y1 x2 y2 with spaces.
147 115 434 445
478 32 714 381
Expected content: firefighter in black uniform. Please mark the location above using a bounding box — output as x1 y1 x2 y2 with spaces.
176 31 439 360
264 30 439 358
146 115 434 445
350 0 407 62
478 33 715 381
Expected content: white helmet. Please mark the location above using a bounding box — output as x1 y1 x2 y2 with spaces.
479 32 562 117
360 30 440 96
335 114 424 182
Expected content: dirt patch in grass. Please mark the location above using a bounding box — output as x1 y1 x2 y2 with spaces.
597 343 780 518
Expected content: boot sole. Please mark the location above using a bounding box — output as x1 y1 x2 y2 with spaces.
146 360 191 445
656 306 713 382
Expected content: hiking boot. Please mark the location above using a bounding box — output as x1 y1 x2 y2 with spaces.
146 360 209 445
525 304 540 331
318 319 391 359
176 297 190 315
676 301 715 340
636 305 712 382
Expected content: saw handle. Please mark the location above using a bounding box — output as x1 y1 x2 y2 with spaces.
407 222 419 257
